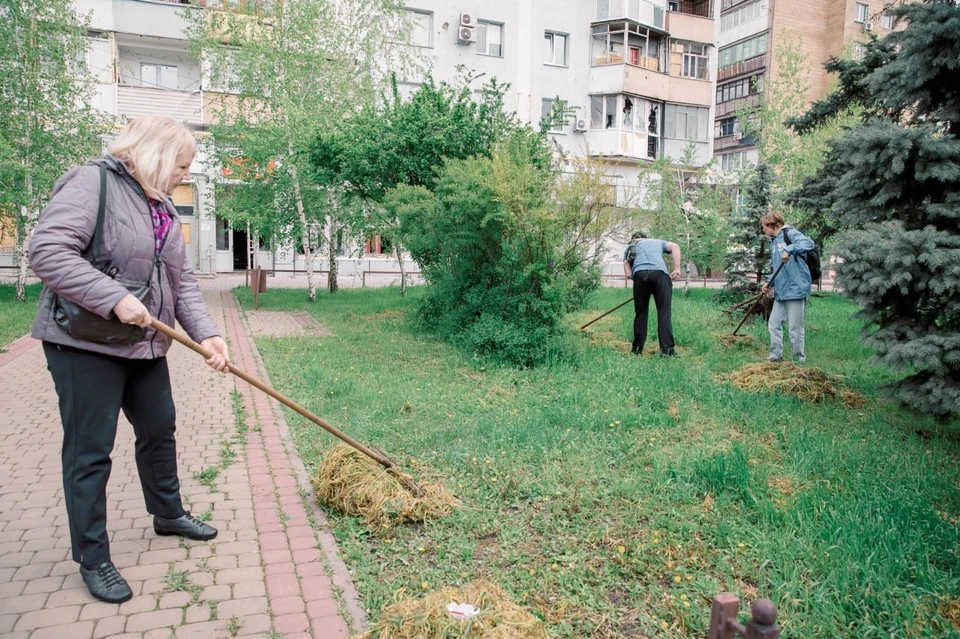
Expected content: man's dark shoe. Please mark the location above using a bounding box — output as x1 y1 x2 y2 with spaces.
80 562 132 604
153 512 217 541
660 351 681 358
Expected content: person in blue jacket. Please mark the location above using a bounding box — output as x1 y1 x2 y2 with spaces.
760 211 815 364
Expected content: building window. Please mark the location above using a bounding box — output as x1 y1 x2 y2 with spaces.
590 94 660 158
855 2 869 23
720 0 763 32
681 42 709 79
715 74 763 103
141 63 178 90
852 43 866 61
541 98 568 133
406 9 432 48
544 31 568 66
881 11 893 29
717 117 737 138
592 21 664 70
215 216 230 251
477 20 503 57
720 150 751 171
718 32 767 69
664 104 709 142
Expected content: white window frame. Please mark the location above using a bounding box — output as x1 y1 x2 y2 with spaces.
716 117 737 138
141 63 178 90
477 20 504 57
544 30 568 67
541 98 568 133
855 2 869 23
405 8 433 48
681 42 709 80
664 104 709 142
881 11 893 29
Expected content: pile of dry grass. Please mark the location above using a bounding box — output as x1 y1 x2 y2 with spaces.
718 361 865 407
716 333 756 347
353 580 549 639
312 444 460 527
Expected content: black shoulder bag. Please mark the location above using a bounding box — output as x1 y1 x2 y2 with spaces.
52 162 153 345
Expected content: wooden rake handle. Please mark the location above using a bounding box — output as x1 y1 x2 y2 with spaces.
581 297 634 330
150 318 396 470
731 260 788 337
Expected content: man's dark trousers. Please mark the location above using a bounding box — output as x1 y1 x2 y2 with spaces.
43 342 187 566
632 270 676 355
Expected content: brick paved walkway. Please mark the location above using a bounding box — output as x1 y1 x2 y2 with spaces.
0 277 363 638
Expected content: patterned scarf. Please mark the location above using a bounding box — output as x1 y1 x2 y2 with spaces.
148 199 172 254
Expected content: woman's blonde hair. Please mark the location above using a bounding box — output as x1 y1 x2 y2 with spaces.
108 115 196 200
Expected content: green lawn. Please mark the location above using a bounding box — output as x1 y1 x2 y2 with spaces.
236 285 960 638
0 283 41 349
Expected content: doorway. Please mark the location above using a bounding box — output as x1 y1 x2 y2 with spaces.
232 229 248 271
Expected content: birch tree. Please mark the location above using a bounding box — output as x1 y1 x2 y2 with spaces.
185 0 420 301
0 0 108 302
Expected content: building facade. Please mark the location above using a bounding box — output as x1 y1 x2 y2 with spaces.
712 0 902 174
6 0 718 277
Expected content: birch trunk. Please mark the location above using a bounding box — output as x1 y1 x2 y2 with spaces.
394 241 406 297
288 162 317 302
327 216 339 294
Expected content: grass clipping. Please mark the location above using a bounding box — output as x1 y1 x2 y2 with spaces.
312 444 459 526
719 362 865 407
353 580 549 639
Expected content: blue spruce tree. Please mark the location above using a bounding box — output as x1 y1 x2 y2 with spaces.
789 0 960 418
722 162 773 301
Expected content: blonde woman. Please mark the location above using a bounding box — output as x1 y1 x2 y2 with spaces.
30 115 230 603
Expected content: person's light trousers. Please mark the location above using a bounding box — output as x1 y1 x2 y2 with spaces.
768 298 807 363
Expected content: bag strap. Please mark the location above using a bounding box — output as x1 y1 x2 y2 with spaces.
90 162 107 262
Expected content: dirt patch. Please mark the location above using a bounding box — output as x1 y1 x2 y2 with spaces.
245 310 333 338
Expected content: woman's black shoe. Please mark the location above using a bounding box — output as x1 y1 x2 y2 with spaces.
80 562 133 603
153 512 218 541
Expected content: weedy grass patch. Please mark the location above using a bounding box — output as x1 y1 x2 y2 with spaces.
0 283 42 349
238 285 960 638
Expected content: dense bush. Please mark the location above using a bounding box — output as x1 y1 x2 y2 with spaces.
392 137 601 366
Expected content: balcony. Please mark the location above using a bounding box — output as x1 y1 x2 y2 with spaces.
717 53 767 81
715 93 761 118
113 0 197 40
596 0 665 30
665 10 714 42
118 85 203 125
668 0 712 17
581 127 658 162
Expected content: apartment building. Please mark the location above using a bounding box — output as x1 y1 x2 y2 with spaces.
14 0 716 276
397 0 717 212
713 0 903 174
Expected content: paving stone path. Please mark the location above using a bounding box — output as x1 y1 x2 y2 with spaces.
0 277 363 639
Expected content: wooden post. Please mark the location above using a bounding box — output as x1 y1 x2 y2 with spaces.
251 266 262 310
709 594 780 639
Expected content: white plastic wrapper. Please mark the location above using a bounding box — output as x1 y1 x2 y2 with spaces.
446 602 480 620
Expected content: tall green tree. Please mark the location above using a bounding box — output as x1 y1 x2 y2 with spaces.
790 0 960 418
310 74 519 295
185 0 418 301
637 147 733 292
0 0 109 302
736 36 858 245
722 162 773 300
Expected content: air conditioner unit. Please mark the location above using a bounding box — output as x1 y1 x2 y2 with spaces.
863 21 874 31
457 26 476 44
668 1 679 11
574 119 588 133
460 12 474 27
733 131 744 140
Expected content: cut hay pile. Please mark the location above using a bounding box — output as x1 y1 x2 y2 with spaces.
716 333 755 347
312 444 460 526
719 362 865 408
353 580 549 639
